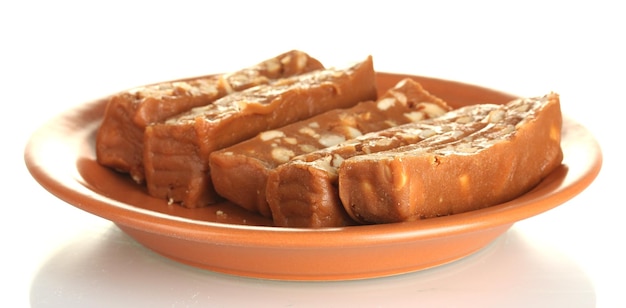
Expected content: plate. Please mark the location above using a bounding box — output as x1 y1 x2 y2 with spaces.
24 72 602 281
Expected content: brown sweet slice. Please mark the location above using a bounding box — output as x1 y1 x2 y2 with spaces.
339 93 563 224
144 56 377 208
96 50 324 183
265 102 501 227
209 78 451 218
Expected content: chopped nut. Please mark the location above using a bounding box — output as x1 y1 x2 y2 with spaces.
196 81 219 97
421 103 448 118
395 167 408 189
315 155 337 176
418 129 437 139
393 78 408 88
512 104 530 113
219 75 234 94
271 147 295 163
295 51 307 71
500 124 515 135
338 113 357 127
280 54 292 66
487 109 506 123
451 130 465 139
455 143 478 153
391 91 408 105
358 111 372 121
362 145 372 154
345 126 363 139
283 137 298 145
377 97 396 111
456 116 473 124
374 138 393 148
265 58 281 75
332 71 345 78
331 154 344 168
172 81 193 95
319 134 346 147
299 144 317 153
188 87 202 97
404 111 426 123
259 130 286 141
385 120 398 127
299 126 320 138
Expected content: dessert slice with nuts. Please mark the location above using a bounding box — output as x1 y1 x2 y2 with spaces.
209 78 451 218
143 56 377 208
96 50 324 183
339 93 563 224
265 101 503 227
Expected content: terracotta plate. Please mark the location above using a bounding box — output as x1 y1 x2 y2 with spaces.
24 73 602 281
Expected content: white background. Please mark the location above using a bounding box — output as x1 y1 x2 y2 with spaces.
2 0 623 307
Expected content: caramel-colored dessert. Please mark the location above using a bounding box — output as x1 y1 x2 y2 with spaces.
95 51 564 229
340 93 562 224
266 93 562 227
143 56 377 208
96 50 324 183
209 78 451 217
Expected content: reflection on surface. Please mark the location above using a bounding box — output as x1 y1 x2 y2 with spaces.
30 223 595 307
